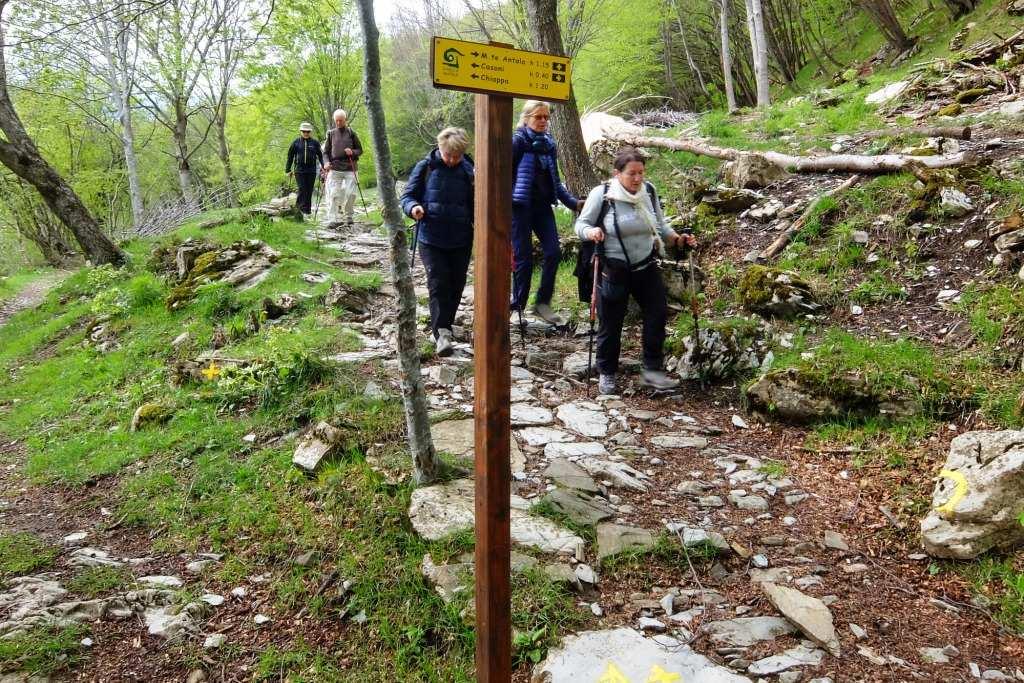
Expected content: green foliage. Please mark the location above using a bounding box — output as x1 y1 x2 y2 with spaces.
0 533 58 577
125 273 166 309
192 282 242 321
955 558 1024 634
0 624 89 676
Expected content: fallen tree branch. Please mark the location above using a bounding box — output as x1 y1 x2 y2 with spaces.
859 125 972 141
610 133 979 173
755 174 862 262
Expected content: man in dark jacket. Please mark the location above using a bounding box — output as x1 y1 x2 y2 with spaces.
286 122 324 219
323 109 363 226
400 127 474 357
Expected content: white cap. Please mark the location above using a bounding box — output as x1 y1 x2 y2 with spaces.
299 122 313 132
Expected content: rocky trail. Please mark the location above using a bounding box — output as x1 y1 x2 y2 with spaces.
6 104 1024 682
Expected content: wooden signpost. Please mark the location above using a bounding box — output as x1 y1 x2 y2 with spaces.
430 36 571 683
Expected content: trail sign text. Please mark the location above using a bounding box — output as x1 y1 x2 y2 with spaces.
431 36 572 102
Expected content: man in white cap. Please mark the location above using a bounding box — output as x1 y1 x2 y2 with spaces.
286 122 323 219
322 109 363 227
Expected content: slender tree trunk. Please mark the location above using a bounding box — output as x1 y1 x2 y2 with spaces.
745 0 770 106
0 1 124 266
354 0 439 486
115 88 145 226
524 0 599 199
671 0 708 96
173 101 196 203
214 99 239 207
720 0 738 112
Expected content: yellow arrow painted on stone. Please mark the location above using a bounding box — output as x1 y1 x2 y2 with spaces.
646 665 682 683
935 469 969 515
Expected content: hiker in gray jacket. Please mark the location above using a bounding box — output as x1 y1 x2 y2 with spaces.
575 148 695 395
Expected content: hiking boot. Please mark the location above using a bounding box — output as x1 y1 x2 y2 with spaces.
533 302 566 326
435 329 454 357
640 369 680 391
598 373 617 395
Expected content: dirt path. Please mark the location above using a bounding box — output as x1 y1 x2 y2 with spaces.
0 271 71 328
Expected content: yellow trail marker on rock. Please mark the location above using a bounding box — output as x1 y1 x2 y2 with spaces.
935 468 969 515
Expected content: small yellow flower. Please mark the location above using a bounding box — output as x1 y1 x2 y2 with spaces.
201 363 222 381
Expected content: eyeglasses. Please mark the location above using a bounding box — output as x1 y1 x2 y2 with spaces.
531 114 550 120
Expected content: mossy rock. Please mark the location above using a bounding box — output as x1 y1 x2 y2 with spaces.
130 403 174 431
955 87 991 104
738 265 821 320
936 102 962 117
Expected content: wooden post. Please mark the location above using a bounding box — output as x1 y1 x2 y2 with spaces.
473 92 513 683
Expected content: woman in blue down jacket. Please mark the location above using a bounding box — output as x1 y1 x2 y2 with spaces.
511 100 584 326
400 127 474 357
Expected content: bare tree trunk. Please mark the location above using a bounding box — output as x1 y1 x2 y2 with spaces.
670 0 708 97
172 101 197 203
524 0 599 198
0 1 124 266
354 0 439 486
610 133 979 173
720 0 738 112
745 0 770 106
115 86 145 226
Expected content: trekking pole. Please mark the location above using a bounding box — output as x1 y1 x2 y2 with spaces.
312 173 325 250
586 240 603 398
346 150 369 219
410 220 421 263
683 228 704 390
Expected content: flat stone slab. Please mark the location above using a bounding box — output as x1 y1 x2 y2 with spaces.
532 627 750 682
577 457 650 491
511 404 555 427
650 434 710 449
597 523 655 560
556 402 608 438
543 458 599 493
517 427 574 447
701 616 798 647
432 419 524 471
409 479 583 557
761 582 841 657
541 489 614 526
544 441 608 459
747 644 825 675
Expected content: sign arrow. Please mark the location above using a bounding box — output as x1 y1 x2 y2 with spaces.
471 74 479 79
472 63 480 67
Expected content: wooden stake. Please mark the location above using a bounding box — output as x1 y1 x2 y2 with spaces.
473 92 513 683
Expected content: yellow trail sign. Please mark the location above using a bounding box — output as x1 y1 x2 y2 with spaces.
431 36 572 102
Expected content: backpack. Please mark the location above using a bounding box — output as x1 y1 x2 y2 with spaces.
575 181 660 303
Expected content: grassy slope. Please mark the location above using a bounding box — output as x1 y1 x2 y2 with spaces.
0 212 593 680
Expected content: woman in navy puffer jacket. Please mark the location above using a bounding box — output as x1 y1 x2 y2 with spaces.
401 127 474 357
510 100 584 326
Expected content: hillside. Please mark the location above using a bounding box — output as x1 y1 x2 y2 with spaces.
3 3 1024 683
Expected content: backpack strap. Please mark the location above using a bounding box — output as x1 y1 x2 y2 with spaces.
595 182 611 227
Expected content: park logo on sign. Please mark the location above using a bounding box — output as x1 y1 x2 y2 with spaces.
442 46 464 74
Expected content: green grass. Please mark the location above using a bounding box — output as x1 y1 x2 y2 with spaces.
65 566 132 598
0 624 88 676
954 557 1024 634
0 533 58 577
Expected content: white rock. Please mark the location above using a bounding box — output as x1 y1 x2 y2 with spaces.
866 80 910 104
254 614 271 624
139 575 183 588
921 430 1024 559
204 633 227 649
940 187 974 218
919 646 950 664
201 594 225 607
850 304 864 316
650 434 709 449
574 564 598 585
408 478 584 556
761 582 841 656
556 402 609 438
999 99 1024 116
517 427 574 447
965 239 983 250
511 404 555 427
937 289 961 305
230 587 247 598
591 602 603 617
731 415 749 429
62 531 88 545
534 628 749 682
748 644 825 675
701 616 797 647
544 442 608 459
638 617 666 632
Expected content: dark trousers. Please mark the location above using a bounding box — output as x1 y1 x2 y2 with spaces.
511 203 560 311
419 242 472 338
596 263 667 375
295 172 317 214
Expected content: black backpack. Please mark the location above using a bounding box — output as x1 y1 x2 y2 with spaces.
575 181 659 303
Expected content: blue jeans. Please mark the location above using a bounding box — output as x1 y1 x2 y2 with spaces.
511 203 560 311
